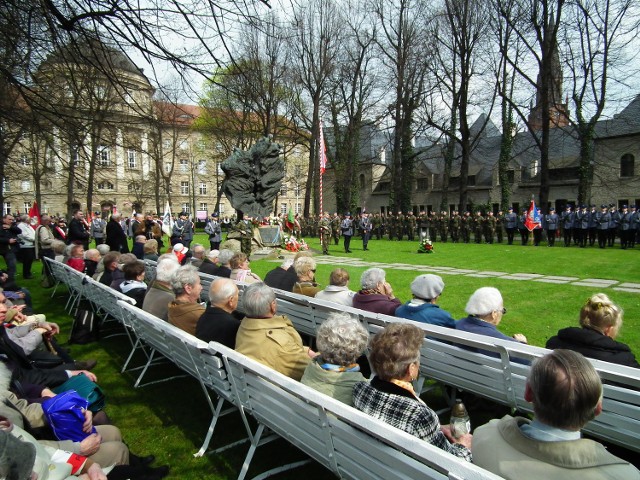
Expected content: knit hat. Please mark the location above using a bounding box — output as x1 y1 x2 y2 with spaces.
410 274 444 301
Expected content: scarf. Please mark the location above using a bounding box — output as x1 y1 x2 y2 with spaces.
319 361 360 372
390 379 425 404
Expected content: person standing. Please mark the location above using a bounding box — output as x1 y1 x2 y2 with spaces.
67 209 90 249
341 213 353 253
596 204 610 249
545 207 559 246
588 204 598 246
359 212 372 251
495 210 504 243
90 212 106 246
318 212 331 255
517 208 529 245
484 211 496 244
106 212 130 253
607 203 619 247
16 215 36 279
504 207 517 245
204 213 222 250
331 213 341 245
172 212 194 248
619 204 631 249
561 204 574 247
35 215 55 279
235 216 253 256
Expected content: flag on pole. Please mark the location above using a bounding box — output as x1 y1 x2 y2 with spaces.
525 198 541 231
285 207 295 231
319 121 327 175
28 201 41 227
162 201 174 236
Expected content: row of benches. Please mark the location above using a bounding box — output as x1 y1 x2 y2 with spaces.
45 257 502 479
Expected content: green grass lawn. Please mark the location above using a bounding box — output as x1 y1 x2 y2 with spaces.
12 232 640 479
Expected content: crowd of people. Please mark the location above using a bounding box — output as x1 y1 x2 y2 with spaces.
1 206 639 478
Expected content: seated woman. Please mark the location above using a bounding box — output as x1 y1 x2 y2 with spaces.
301 312 368 405
292 256 320 297
352 268 401 316
167 265 205 336
229 252 261 284
546 293 639 368
120 261 148 307
66 244 85 272
352 323 472 460
456 287 527 346
395 274 456 328
314 268 355 307
143 239 159 261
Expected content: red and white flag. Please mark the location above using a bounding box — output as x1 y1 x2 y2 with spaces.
319 121 327 175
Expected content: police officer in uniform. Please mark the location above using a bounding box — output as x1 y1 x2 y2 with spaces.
545 207 559 246
597 204 610 249
359 212 372 251
504 207 517 245
341 212 354 253
561 205 574 247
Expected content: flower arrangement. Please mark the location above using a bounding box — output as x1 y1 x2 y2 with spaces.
282 234 309 252
418 238 434 254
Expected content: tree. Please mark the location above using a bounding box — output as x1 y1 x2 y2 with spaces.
372 0 430 213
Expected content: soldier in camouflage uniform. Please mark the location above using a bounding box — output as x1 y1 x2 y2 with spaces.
439 211 449 243
460 212 470 243
496 210 504 243
396 212 405 240
331 213 341 245
484 211 497 244
234 216 253 256
388 213 396 240
372 213 382 240
319 212 331 254
474 211 484 243
406 212 417 241
450 211 461 243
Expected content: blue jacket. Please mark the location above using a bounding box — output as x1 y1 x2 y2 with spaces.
455 315 529 365
395 302 456 328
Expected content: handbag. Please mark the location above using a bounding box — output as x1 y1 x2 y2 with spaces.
52 373 106 413
42 390 97 441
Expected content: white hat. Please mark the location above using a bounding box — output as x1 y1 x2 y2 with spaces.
410 274 444 300
173 243 188 254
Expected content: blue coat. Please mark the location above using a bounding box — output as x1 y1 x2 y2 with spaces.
395 302 456 328
455 315 529 365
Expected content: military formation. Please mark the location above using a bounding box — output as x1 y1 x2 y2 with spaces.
277 204 640 252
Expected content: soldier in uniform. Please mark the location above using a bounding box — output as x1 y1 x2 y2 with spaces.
629 205 638 248
597 204 610 249
439 211 449 242
387 212 395 240
517 208 529 245
460 211 470 243
561 205 574 247
406 212 417 241
341 212 354 253
545 207 559 247
450 210 461 243
495 210 504 243
372 213 382 240
484 211 496 244
576 204 590 248
532 208 544 246
235 216 254 256
90 212 106 246
608 204 619 247
618 205 631 249
504 207 517 245
359 212 372 251
474 211 483 244
396 212 405 240
204 213 222 250
331 213 341 245
588 205 598 246
319 212 331 254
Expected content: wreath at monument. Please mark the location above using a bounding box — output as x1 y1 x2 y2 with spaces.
282 234 309 253
418 238 434 254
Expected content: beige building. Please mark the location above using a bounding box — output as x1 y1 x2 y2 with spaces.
3 41 309 220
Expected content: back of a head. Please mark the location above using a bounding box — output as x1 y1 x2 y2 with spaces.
465 287 502 316
329 268 349 287
51 239 67 255
360 268 385 290
155 255 180 282
123 261 145 281
119 253 139 265
144 239 158 254
208 278 238 305
528 350 602 430
103 251 121 267
243 282 275 318
218 249 234 266
369 323 424 381
85 249 101 262
229 252 247 269
294 256 316 277
316 312 368 366
579 293 623 337
96 244 111 256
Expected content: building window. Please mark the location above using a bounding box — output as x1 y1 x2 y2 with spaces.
219 204 225 214
179 159 188 172
2 178 9 192
128 182 140 192
181 203 190 213
179 139 188 150
98 146 111 166
3 202 10 215
200 203 207 211
294 184 301 197
70 146 79 166
199 182 207 195
197 160 207 175
507 170 515 183
359 174 365 190
217 162 224 175
621 154 635 177
530 159 539 177
165 162 172 173
127 149 137 169
296 203 302 214
23 202 31 212
380 147 386 164
21 180 31 191
281 203 288 215
163 139 171 150
180 181 189 195
467 175 476 187
20 154 30 166
98 181 114 190
280 183 288 196
378 181 390 192
416 178 428 191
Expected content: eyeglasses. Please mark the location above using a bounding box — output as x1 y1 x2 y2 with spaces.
501 307 507 314
311 269 316 273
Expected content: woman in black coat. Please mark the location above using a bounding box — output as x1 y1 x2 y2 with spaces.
546 293 639 368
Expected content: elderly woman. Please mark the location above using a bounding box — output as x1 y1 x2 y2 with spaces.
292 256 320 297
301 313 368 405
229 252 261 284
395 274 456 328
352 268 401 316
167 264 205 335
353 323 472 460
143 239 159 261
546 293 639 368
455 287 527 356
314 268 355 307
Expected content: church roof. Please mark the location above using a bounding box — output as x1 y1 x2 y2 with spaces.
595 94 640 138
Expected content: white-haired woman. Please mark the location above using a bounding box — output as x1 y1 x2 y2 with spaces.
292 256 320 297
301 313 368 405
546 293 639 368
455 287 527 354
167 265 204 335
352 268 401 316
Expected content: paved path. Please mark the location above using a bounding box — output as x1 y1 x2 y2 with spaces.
267 254 640 294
